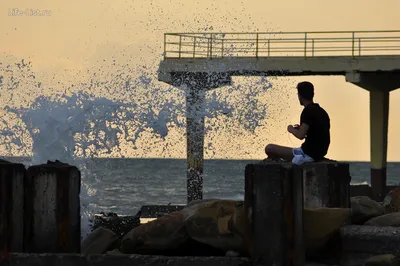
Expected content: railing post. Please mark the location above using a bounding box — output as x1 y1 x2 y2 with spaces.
304 32 307 58
256 33 259 58
164 34 167 59
268 39 270 56
352 32 355 57
179 35 182 58
193 37 196 58
207 38 210 57
209 34 213 59
221 39 224 58
312 39 315 57
358 38 361 56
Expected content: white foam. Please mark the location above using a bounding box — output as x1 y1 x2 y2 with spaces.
0 60 274 237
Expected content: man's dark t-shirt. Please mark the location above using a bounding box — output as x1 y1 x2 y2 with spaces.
300 103 330 160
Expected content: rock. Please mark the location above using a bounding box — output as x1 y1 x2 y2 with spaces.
46 160 69 165
226 251 241 257
81 227 119 254
303 207 351 255
183 200 248 255
92 212 140 237
120 210 189 255
365 213 400 227
351 196 385 224
120 199 249 256
383 187 400 214
365 254 399 266
106 248 123 255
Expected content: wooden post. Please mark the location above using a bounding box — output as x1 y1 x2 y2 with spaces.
245 162 304 266
0 161 26 257
24 161 81 253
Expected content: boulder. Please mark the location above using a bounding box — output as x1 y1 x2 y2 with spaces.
183 200 248 255
106 248 123 255
365 213 400 227
364 254 399 266
92 212 140 237
81 227 119 254
383 187 400 214
303 207 351 255
119 199 250 256
120 210 189 255
350 196 385 224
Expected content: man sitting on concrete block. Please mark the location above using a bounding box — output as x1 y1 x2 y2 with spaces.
265 81 331 165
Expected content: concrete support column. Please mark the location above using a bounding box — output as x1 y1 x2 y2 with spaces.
346 72 400 202
168 72 232 203
369 89 389 201
186 87 205 202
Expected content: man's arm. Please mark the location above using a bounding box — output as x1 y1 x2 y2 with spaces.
289 123 309 140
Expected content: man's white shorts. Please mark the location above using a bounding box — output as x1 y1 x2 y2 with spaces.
292 147 314 165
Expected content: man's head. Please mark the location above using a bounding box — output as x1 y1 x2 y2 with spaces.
297 81 314 106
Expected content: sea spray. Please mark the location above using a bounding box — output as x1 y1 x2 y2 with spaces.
0 59 277 237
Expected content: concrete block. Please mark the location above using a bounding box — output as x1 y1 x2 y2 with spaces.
0 162 26 254
245 163 304 266
6 253 252 266
341 225 400 254
340 252 380 266
24 162 81 253
301 162 350 208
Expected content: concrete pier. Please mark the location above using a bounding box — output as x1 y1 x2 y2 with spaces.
159 30 400 203
0 162 26 255
24 162 81 253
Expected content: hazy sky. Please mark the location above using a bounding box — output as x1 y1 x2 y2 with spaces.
1 0 400 161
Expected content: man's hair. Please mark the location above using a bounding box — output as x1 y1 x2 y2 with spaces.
297 81 314 100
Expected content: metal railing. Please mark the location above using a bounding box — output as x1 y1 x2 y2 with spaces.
163 30 400 59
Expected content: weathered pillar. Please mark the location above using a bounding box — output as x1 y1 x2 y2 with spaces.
302 162 351 208
346 72 400 201
24 161 81 253
369 89 389 201
245 162 304 266
186 87 205 202
170 72 232 203
0 161 26 257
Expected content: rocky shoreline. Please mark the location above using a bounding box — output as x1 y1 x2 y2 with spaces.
85 187 400 266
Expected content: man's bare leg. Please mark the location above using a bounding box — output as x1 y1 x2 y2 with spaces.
265 144 294 162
